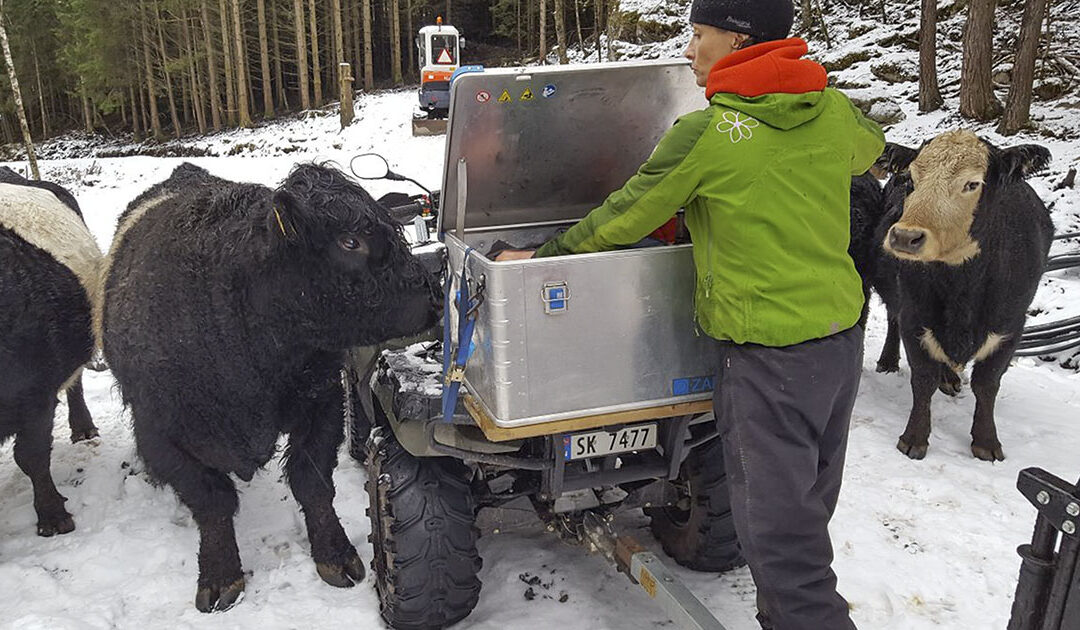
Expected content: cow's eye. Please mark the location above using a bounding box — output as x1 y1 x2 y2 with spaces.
338 234 367 253
963 181 981 193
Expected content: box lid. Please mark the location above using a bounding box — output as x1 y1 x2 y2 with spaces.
438 60 703 235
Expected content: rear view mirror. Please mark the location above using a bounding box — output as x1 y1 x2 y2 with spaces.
350 153 390 180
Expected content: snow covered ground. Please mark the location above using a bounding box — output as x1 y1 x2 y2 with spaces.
4 16 1080 629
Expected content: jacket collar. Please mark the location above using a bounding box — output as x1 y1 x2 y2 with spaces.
706 38 828 99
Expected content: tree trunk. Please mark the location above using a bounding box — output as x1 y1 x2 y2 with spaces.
331 0 345 83
351 0 362 83
594 0 601 62
362 0 373 89
201 0 223 130
140 0 165 138
130 84 143 138
959 0 1002 120
405 0 414 80
183 8 208 134
154 0 183 138
573 0 584 58
80 80 93 133
390 0 402 84
998 0 1049 134
219 0 237 125
256 0 274 117
799 0 813 33
918 0 943 112
138 74 150 134
308 0 322 104
0 0 39 178
517 0 522 54
271 0 288 109
554 0 567 63
339 62 354 126
230 0 253 126
294 0 311 108
32 42 48 138
539 0 547 62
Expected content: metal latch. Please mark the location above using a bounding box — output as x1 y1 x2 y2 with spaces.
541 281 570 314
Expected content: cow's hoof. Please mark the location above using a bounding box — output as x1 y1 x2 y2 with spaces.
875 362 899 374
37 513 75 537
316 552 365 588
938 372 963 397
70 427 100 443
971 444 1005 462
195 578 245 613
896 438 928 460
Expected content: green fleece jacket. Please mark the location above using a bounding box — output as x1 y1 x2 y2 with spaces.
535 39 884 347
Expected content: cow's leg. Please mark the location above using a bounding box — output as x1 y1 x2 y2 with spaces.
896 334 938 459
135 419 243 612
283 374 363 588
968 344 1014 462
876 313 901 373
65 378 99 442
11 395 74 536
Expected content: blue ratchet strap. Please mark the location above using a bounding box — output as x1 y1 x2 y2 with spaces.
442 248 480 423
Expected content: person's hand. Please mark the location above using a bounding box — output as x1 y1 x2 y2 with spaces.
494 249 536 261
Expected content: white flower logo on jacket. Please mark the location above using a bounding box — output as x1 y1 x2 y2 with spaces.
716 111 759 143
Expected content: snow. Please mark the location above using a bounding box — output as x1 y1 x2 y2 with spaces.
4 8 1080 628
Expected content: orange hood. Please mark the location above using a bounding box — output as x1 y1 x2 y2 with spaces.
706 38 827 99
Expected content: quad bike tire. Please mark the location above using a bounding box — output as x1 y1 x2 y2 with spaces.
366 432 482 629
645 435 745 572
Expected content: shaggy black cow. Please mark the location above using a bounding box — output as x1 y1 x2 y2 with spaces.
0 166 100 445
101 163 438 612
1 172 103 537
861 130 1053 461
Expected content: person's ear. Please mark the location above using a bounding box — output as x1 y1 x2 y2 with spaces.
734 33 749 49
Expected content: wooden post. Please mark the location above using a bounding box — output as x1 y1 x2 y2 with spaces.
0 0 39 179
339 62 354 127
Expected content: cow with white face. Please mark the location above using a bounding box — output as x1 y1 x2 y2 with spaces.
870 129 1053 461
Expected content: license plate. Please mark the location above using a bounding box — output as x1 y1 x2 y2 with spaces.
563 423 658 460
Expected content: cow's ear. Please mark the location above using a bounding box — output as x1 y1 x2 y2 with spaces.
875 143 919 175
997 144 1051 182
268 189 303 244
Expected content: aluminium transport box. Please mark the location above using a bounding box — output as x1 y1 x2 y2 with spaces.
440 60 717 428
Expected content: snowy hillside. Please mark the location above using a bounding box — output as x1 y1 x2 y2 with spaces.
3 3 1080 629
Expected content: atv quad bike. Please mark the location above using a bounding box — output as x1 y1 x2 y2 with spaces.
347 60 743 630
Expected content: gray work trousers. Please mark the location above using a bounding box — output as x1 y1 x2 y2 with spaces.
713 326 863 630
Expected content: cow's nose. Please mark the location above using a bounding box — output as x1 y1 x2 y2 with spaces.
889 227 927 254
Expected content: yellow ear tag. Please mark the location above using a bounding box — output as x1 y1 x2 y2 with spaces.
273 208 287 236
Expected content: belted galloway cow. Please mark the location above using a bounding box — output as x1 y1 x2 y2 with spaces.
100 163 439 611
864 130 1053 461
1 169 102 536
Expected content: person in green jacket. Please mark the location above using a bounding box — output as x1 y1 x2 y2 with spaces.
498 0 883 627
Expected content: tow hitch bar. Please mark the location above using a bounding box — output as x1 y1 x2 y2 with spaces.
579 511 728 630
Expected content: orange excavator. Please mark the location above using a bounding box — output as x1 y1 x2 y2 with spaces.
412 17 463 136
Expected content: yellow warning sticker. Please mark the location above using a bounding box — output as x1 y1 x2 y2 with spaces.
520 87 535 101
497 89 512 103
639 567 657 598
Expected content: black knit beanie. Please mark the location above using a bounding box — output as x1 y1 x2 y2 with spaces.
688 0 795 42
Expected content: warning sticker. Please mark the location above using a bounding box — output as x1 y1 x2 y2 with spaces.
520 88 535 101
476 91 491 103
497 90 512 104
639 567 657 598
542 84 557 98
436 48 454 64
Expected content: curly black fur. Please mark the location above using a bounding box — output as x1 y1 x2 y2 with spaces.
101 162 438 611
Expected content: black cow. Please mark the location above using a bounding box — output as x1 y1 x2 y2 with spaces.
860 130 1053 461
0 166 100 444
100 163 439 612
1 172 103 537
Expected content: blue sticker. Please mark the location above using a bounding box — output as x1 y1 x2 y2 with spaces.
547 286 566 311
542 84 557 98
563 435 572 460
672 375 715 396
